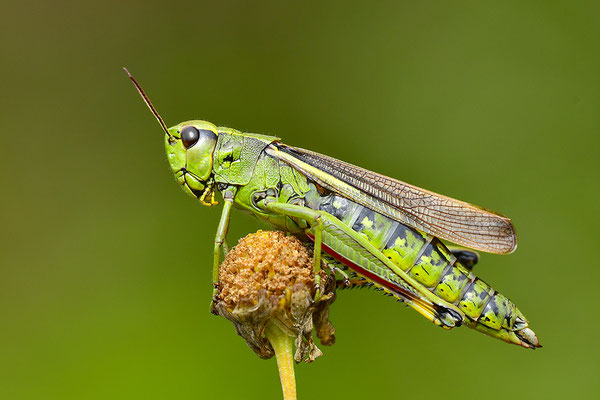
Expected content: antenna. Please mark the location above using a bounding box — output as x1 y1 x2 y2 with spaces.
123 67 172 139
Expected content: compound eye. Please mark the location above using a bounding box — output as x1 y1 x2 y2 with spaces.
180 126 200 149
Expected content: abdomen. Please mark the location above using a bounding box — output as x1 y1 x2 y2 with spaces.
305 188 539 348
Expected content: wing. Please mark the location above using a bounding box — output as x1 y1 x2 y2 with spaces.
268 144 517 254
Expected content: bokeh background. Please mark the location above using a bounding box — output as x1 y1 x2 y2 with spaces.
2 1 599 399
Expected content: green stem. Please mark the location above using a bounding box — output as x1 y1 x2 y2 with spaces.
265 321 297 400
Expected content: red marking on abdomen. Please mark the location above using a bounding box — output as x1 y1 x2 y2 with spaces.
307 233 415 301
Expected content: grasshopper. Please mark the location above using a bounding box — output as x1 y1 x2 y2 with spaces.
125 69 540 349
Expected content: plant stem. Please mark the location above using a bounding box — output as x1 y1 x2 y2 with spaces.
265 321 297 400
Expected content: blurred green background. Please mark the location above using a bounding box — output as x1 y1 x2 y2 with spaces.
2 1 599 399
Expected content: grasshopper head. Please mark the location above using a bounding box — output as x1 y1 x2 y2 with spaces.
124 68 219 205
166 120 219 204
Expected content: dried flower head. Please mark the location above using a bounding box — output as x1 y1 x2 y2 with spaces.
214 230 336 362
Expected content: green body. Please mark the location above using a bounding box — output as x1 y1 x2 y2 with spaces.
159 120 538 349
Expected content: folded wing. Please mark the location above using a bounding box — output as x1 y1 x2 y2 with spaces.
274 145 517 255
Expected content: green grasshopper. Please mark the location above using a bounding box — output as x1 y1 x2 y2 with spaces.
125 69 540 349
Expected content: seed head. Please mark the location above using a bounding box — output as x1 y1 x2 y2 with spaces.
214 230 336 362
